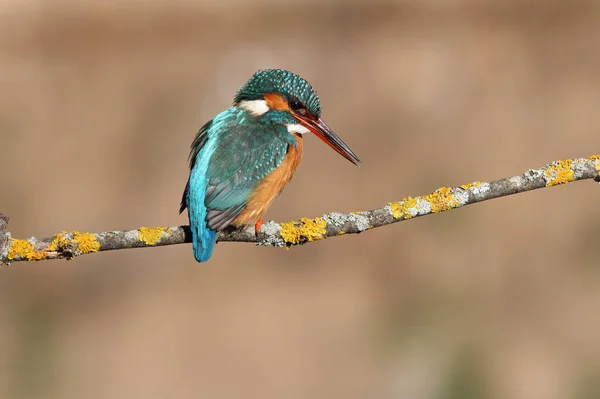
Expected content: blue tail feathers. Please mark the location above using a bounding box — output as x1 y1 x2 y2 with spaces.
186 134 219 262
192 223 218 262
187 177 218 262
187 168 217 262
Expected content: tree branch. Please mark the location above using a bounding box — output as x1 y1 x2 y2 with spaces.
1 155 599 264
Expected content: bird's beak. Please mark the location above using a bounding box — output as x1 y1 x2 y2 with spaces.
293 114 361 166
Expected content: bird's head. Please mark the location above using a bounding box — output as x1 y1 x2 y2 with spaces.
234 69 360 166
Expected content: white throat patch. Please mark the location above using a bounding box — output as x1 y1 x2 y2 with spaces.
238 100 270 116
286 124 310 135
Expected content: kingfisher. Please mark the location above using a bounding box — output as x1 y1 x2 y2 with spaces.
180 69 361 262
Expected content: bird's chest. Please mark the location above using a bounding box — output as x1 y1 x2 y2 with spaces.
233 134 304 225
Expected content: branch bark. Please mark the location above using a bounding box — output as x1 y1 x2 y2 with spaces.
1 155 599 264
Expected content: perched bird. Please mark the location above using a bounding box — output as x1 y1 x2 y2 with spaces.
180 69 360 262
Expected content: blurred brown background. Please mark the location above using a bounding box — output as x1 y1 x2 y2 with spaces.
1 1 600 398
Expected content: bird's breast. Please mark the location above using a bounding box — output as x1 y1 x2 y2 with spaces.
233 134 304 225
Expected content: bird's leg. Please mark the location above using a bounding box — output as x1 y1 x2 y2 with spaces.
254 218 264 237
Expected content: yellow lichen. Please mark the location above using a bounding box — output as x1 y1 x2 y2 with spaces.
545 159 574 187
30 251 48 261
280 217 327 245
7 239 35 261
591 155 600 177
388 202 402 218
8 239 50 261
46 231 70 252
6 231 99 261
423 187 459 213
72 232 100 254
389 196 418 219
45 231 98 256
460 181 482 190
138 227 168 246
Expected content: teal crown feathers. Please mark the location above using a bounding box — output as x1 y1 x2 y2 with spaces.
234 69 322 118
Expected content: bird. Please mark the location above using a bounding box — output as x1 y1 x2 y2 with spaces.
180 69 361 262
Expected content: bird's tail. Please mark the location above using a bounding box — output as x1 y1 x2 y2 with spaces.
191 222 218 262
184 173 218 262
184 134 219 262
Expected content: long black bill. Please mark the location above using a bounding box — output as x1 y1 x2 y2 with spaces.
293 114 361 166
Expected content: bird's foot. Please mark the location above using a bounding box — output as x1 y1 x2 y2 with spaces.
254 219 264 237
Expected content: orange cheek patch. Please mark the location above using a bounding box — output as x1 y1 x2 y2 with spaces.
264 92 290 111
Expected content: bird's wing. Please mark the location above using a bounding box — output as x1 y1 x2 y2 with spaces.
181 111 292 231
203 123 290 230
179 119 211 214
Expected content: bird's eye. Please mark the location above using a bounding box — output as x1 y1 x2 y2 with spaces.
289 98 303 111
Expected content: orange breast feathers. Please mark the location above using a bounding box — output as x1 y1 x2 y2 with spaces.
233 134 304 226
